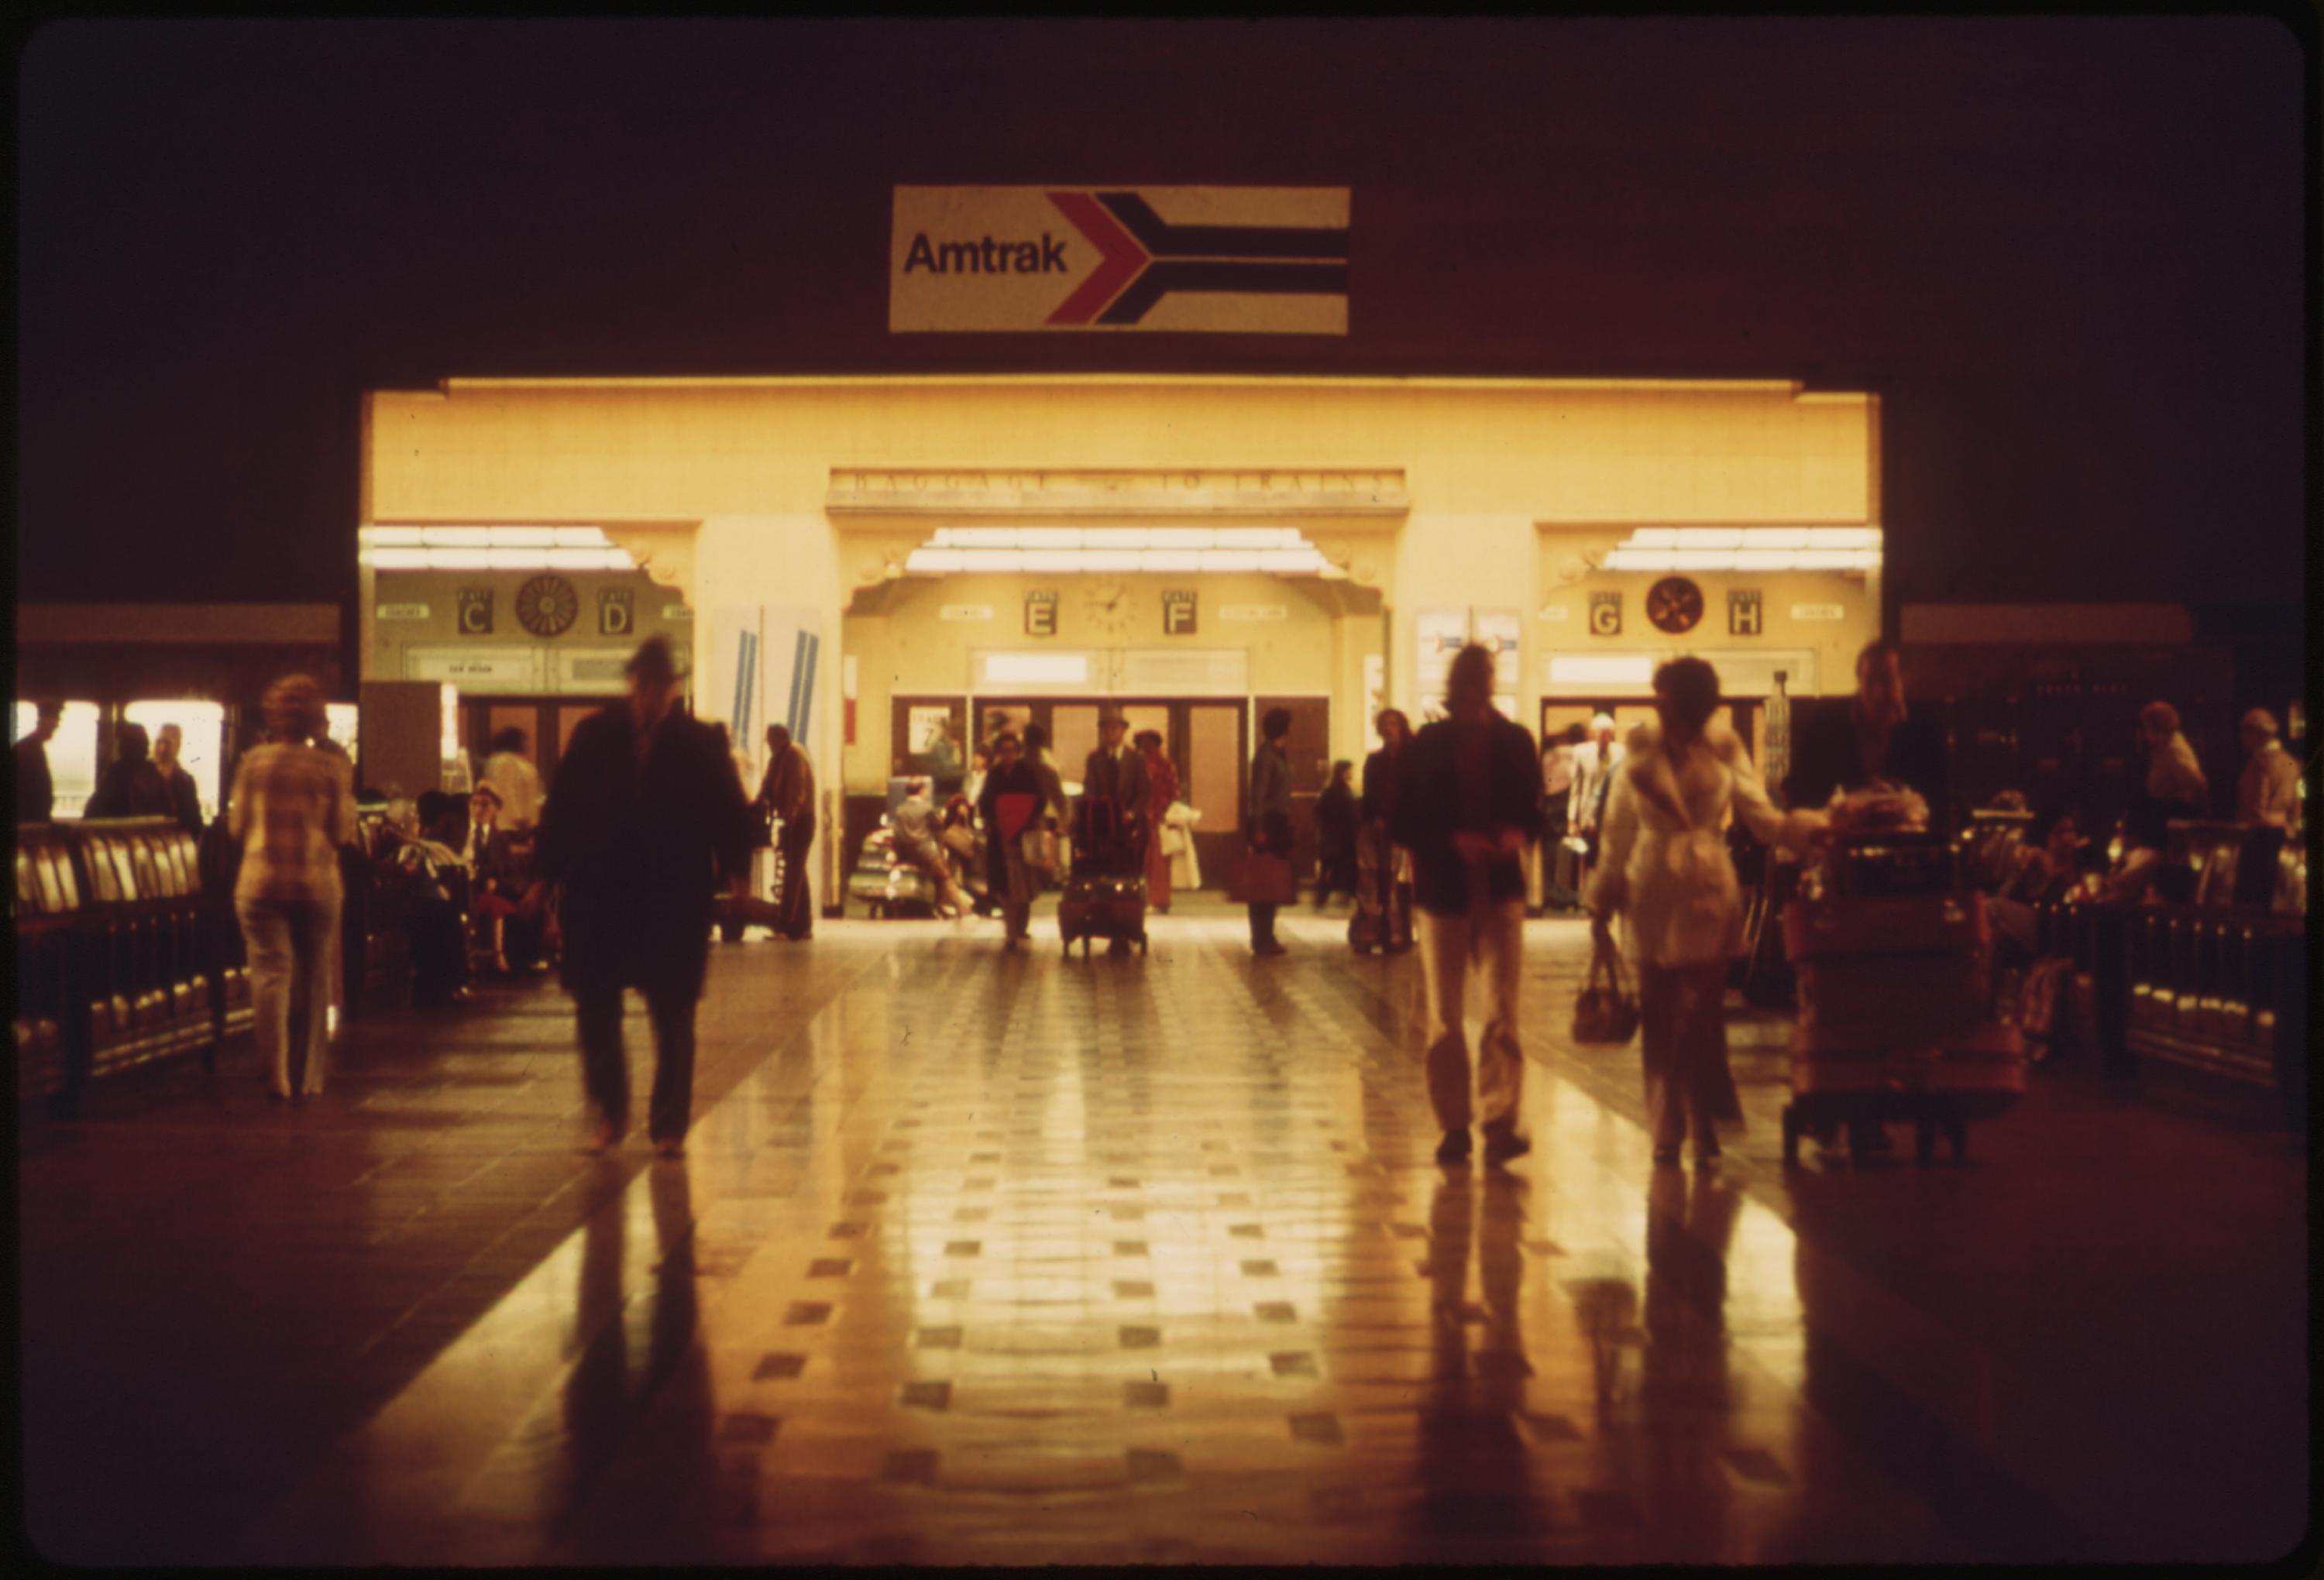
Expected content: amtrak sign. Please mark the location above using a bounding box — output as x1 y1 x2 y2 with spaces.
891 186 1350 334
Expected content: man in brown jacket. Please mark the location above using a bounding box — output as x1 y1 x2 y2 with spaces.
756 723 818 939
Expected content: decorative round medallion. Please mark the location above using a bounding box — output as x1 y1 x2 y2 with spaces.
1645 575 1706 635
516 575 579 638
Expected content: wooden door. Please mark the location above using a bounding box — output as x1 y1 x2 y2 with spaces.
1184 703 1246 888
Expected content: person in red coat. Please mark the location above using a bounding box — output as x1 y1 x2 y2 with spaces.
1136 729 1181 913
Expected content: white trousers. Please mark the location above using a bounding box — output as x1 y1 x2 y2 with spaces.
1417 895 1527 1134
237 894 340 1096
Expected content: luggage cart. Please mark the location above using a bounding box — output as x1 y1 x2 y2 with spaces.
1060 796 1147 957
1779 831 2027 1166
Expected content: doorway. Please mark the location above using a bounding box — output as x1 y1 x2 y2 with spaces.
969 696 1250 887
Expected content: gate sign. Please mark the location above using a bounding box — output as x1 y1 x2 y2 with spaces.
1589 591 1622 637
891 186 1350 334
1728 589 1762 637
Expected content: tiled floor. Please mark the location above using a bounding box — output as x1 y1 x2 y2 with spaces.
17 897 2309 1565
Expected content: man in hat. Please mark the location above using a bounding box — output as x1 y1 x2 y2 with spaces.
2236 708 2302 831
1078 709 1153 953
538 635 755 1156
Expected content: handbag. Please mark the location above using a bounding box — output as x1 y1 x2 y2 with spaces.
1019 825 1058 874
1229 851 1295 905
1571 938 1642 1044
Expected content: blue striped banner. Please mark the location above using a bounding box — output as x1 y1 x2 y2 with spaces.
786 630 819 738
732 628 759 740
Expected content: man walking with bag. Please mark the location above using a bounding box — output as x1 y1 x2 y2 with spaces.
1390 645 1544 1167
541 637 755 1157
755 723 818 940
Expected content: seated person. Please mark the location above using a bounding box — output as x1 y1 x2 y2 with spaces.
939 792 985 909
2099 799 2178 906
891 778 970 919
1991 811 2087 967
442 785 537 972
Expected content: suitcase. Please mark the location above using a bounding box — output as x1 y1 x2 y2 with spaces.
1779 885 2026 1168
1059 871 1147 956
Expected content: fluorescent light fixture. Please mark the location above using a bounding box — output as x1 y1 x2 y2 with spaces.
934 527 1017 548
1198 551 1263 572
1751 527 1810 549
1016 526 1084 548
425 548 493 568
1214 527 1304 548
1665 548 1736 570
905 548 967 572
485 548 542 569
485 527 561 546
421 527 494 547
1629 527 1679 548
985 652 1089 685
1729 548 1798 570
954 548 1019 572
1804 527 1882 548
1019 551 1082 573
1138 550 1205 572
1080 549 1145 572
555 526 608 546
362 548 431 569
545 548 634 570
1549 654 1655 686
360 526 425 547
1257 549 1325 572
1672 527 1745 548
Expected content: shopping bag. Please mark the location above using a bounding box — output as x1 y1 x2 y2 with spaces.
1228 851 1295 905
1019 826 1058 874
1571 938 1641 1044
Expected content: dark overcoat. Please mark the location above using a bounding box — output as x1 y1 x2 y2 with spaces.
538 704 755 998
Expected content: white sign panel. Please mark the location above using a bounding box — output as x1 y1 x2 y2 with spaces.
1792 603 1847 621
1219 605 1290 622
890 186 1350 334
404 648 540 689
940 604 995 621
376 603 431 621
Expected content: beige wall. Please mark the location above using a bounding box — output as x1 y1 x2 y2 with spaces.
363 375 1880 798
366 377 1876 527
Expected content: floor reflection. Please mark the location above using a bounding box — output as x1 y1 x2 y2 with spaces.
1397 1173 1556 1558
541 1164 716 1561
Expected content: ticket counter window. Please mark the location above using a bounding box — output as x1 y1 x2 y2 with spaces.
123 701 226 822
12 701 101 816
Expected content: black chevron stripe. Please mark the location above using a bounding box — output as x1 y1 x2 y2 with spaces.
1096 261 1349 325
1096 192 1349 262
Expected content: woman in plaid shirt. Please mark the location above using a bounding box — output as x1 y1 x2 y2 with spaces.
228 674 356 1100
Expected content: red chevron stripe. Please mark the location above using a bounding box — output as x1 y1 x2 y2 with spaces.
1045 191 1148 326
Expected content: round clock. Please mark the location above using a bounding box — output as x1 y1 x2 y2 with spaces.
515 574 579 638
1082 579 1132 637
1645 575 1706 635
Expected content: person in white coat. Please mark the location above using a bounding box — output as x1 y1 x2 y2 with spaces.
1588 658 1827 1166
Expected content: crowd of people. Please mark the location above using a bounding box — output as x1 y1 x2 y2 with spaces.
10 627 2305 1166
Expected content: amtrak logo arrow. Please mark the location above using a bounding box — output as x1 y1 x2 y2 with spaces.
1047 190 1349 327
